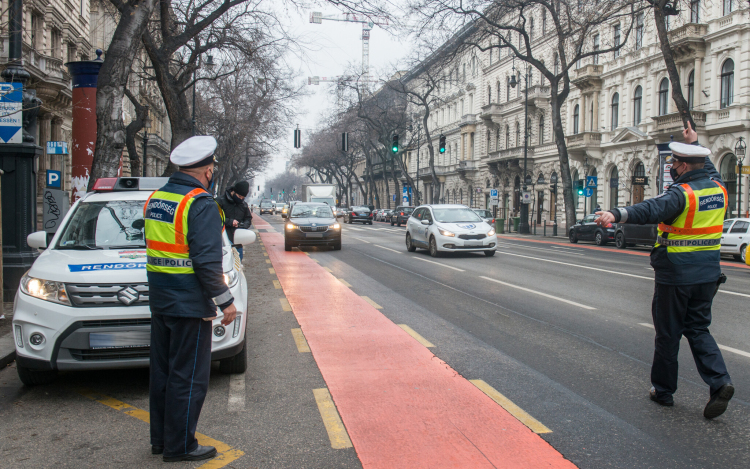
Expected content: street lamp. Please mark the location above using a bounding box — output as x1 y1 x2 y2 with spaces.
141 106 151 177
509 61 533 234
736 137 746 217
192 54 215 135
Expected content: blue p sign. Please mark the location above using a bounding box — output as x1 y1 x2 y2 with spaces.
47 170 61 188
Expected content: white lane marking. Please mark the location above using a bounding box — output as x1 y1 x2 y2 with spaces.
637 323 750 359
480 276 596 310
228 374 246 411
373 244 401 253
496 251 654 280
346 226 364 231
350 236 371 244
718 289 750 299
413 256 466 272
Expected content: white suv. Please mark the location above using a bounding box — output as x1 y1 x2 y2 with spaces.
12 177 255 386
405 205 497 257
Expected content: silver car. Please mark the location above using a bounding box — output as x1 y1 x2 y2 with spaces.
405 204 498 257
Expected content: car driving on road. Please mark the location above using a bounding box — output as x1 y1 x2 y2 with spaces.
345 206 373 224
284 202 341 251
569 213 615 246
614 223 658 249
721 218 750 262
472 209 495 225
259 199 274 215
405 204 497 257
391 206 414 227
12 177 254 386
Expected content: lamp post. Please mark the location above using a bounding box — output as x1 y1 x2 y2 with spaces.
191 54 215 135
583 156 589 217
141 106 151 177
509 62 532 234
736 137 746 217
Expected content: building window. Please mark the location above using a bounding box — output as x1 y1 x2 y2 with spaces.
515 122 520 147
505 125 510 149
721 59 734 109
31 12 43 50
613 24 621 58
487 130 491 152
51 29 62 59
658 78 669 116
611 93 619 130
573 104 580 134
635 14 644 50
610 166 619 208
633 85 642 125
496 128 501 150
67 44 77 63
539 116 545 144
690 0 700 23
530 18 534 41
496 81 501 103
593 34 600 65
723 0 733 15
506 76 511 102
487 85 491 104
463 63 466 81
687 71 694 110
542 9 547 35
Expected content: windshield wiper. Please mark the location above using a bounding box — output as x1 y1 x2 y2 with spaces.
58 244 101 250
105 245 146 249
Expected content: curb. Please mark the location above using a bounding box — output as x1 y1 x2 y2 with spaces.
0 333 16 369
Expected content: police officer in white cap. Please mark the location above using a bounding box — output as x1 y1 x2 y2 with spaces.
144 136 237 461
597 123 734 418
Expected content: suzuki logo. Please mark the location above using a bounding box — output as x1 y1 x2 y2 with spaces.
117 286 140 306
312 223 317 227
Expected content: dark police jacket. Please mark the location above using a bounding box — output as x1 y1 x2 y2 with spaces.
147 172 234 318
217 189 253 243
610 156 723 286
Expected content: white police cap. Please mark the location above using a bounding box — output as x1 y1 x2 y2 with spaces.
668 141 710 162
170 136 218 168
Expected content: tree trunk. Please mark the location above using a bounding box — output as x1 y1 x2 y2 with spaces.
653 4 694 130
549 89 576 229
90 0 158 190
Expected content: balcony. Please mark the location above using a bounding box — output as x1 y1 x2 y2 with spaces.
460 114 477 127
487 146 534 164
417 166 451 178
565 132 602 150
478 86 551 124
651 111 706 135
457 160 478 178
667 23 707 60
572 64 603 91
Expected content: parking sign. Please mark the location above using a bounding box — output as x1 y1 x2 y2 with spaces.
47 170 62 188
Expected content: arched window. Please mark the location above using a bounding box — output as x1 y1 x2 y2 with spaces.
609 166 619 208
515 122 520 147
721 59 734 109
611 92 619 130
658 78 669 116
539 116 545 144
633 85 642 125
687 71 694 110
505 125 510 149
573 104 580 134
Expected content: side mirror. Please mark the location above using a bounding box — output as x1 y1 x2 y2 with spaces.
421 219 431 225
28 231 48 250
233 229 256 246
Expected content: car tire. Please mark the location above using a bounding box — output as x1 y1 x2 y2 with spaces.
333 241 342 251
429 236 440 257
284 240 292 252
368 221 373 225
406 233 417 252
569 230 578 243
219 335 247 374
736 244 747 262
484 250 496 257
391 220 394 226
615 232 627 249
16 365 57 386
595 231 606 246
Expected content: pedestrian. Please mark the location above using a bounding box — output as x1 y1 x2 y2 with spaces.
144 136 237 461
596 123 734 419
595 204 601 212
217 180 253 260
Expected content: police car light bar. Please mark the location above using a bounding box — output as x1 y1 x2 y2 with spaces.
93 177 170 192
92 178 118 191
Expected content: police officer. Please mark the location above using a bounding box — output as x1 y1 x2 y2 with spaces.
596 124 734 419
144 136 237 461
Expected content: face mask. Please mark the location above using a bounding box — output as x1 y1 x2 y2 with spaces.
231 193 244 204
669 164 681 181
206 169 215 191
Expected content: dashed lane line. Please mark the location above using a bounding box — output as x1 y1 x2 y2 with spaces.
265 259 271 264
413 256 466 272
228 374 246 412
350 236 371 244
637 323 750 358
312 388 353 449
291 328 311 353
361 296 383 309
280 298 292 312
479 276 596 310
268 268 276 275
470 380 552 434
397 324 435 347
77 389 244 468
272 280 281 289
338 278 352 287
373 244 400 253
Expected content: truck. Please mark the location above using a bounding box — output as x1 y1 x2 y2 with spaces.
301 184 337 208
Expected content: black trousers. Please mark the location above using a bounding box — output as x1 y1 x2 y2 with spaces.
149 314 212 457
651 282 731 398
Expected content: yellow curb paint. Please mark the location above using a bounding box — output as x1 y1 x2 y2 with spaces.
265 259 271 264
77 389 244 467
311 258 319 263
263 252 268 257
469 380 552 434
397 324 435 348
273 280 281 289
360 296 382 309
324 267 333 273
338 278 352 287
269 268 275 275
279 298 292 312
291 328 311 353
313 388 353 449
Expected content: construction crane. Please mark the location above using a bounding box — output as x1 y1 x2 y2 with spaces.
309 11 389 89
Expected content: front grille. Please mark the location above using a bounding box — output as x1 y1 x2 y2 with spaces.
81 319 152 328
66 283 150 307
458 234 486 240
300 225 328 232
70 347 150 361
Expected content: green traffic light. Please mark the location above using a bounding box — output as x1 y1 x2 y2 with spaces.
439 147 445 153
392 146 398 153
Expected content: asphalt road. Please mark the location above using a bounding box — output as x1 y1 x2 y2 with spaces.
265 213 750 469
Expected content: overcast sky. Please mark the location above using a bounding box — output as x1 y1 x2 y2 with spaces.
255 4 411 191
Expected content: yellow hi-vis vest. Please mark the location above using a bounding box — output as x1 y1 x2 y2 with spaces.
143 188 224 274
655 180 727 259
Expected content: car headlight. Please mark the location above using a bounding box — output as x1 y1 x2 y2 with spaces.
438 228 455 237
286 223 297 230
487 228 496 236
332 223 340 229
20 272 71 305
223 270 239 288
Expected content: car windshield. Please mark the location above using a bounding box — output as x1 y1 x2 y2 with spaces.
291 205 333 218
474 210 492 217
433 208 483 223
402 208 413 213
260 201 272 207
57 200 146 250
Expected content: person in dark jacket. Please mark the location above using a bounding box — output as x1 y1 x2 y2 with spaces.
596 123 733 419
144 136 236 462
217 181 253 259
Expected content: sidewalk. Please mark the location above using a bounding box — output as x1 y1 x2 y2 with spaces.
0 302 15 370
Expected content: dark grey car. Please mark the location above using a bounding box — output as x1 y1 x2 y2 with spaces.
284 203 341 251
345 206 373 224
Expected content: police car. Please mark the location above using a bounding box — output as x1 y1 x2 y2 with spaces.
12 177 254 386
405 204 497 257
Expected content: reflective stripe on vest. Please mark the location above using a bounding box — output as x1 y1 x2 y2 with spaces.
655 180 727 257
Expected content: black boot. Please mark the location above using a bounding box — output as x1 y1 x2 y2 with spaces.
704 383 734 419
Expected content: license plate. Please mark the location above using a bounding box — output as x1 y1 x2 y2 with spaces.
89 331 150 349
464 241 482 247
306 233 323 238
359 213 367 216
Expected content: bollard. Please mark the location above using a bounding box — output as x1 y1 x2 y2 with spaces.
544 219 547 237
533 220 536 235
553 218 558 237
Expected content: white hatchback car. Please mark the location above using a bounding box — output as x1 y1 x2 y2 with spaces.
405 204 498 257
721 218 750 262
12 177 255 386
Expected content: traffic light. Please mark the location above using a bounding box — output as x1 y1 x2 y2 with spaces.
293 126 301 148
270 187 273 194
391 134 399 153
575 180 584 196
439 135 446 153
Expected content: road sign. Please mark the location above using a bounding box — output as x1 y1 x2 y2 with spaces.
584 187 593 197
521 191 532 204
46 141 68 154
46 170 61 188
392 194 396 201
490 189 498 197
0 83 23 144
586 176 597 188
490 198 499 206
